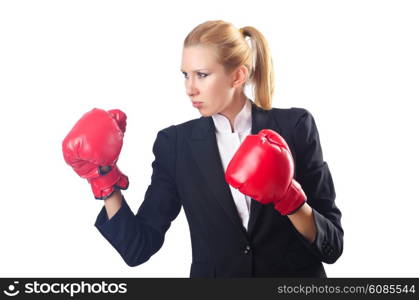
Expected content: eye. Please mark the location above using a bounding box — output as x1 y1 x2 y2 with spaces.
182 71 189 79
197 72 209 78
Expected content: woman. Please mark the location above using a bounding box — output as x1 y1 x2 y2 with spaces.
62 20 343 277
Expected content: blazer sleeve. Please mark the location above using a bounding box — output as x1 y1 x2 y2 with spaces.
291 108 344 264
94 126 182 267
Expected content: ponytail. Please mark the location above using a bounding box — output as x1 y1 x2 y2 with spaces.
240 26 274 110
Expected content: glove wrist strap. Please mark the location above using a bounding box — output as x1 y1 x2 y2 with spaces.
88 165 129 200
274 179 307 215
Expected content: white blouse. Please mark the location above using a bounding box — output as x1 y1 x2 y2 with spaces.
211 99 252 230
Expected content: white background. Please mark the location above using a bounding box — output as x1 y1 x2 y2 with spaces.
0 0 418 277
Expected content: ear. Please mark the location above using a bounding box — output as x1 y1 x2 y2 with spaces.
231 65 249 88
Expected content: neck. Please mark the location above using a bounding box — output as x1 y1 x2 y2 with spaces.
219 92 248 132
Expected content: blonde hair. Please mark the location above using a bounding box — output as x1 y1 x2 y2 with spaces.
184 20 274 110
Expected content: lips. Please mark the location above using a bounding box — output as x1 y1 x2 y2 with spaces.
192 101 203 108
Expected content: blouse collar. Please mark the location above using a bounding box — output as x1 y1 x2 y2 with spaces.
212 99 252 134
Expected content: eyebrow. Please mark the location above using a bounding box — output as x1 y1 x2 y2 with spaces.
180 69 210 73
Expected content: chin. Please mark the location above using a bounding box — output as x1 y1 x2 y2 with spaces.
198 108 213 117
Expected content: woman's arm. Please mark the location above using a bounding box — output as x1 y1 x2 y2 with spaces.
290 108 344 264
95 126 182 267
104 189 122 220
287 203 317 243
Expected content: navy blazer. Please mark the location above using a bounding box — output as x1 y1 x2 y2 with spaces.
95 102 343 277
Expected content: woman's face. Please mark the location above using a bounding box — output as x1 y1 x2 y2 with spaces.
181 46 236 117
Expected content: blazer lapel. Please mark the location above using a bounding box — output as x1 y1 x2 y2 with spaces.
247 102 281 236
187 102 281 238
188 117 247 236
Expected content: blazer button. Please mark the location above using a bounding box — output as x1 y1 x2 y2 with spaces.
244 245 251 255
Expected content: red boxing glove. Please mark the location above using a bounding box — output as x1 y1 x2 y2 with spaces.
225 129 306 215
62 108 129 199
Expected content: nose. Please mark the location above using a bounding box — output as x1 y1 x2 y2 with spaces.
186 78 199 98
